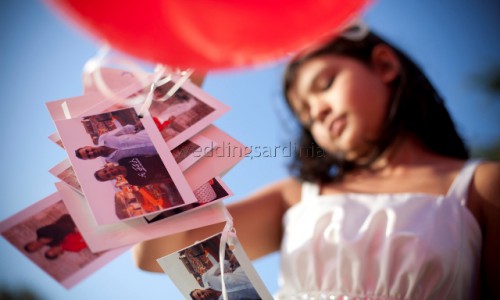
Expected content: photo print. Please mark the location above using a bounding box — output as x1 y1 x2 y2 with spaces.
0 193 127 288
49 132 64 149
54 105 197 225
51 157 231 227
55 182 229 252
49 130 217 200
172 134 216 171
49 159 82 193
157 233 272 300
50 68 229 151
121 73 230 149
49 132 214 183
80 67 230 149
49 124 245 198
182 125 250 191
144 177 231 223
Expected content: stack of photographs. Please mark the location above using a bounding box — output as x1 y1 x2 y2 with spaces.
0 69 259 292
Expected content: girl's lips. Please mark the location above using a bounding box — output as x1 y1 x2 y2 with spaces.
330 115 347 138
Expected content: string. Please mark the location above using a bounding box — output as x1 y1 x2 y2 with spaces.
83 45 194 116
83 45 151 106
218 206 236 300
158 68 194 101
61 101 71 119
136 65 169 118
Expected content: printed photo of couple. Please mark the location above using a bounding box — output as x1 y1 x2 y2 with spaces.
158 234 271 300
0 194 126 288
55 106 197 225
49 133 215 196
50 137 217 220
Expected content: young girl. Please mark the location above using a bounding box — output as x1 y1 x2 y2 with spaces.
133 24 500 299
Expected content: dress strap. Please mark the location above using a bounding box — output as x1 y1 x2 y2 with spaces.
446 160 482 206
301 181 321 202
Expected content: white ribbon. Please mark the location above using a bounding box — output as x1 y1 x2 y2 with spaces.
83 45 194 117
218 206 236 300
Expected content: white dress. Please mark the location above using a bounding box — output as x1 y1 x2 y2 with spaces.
276 160 482 300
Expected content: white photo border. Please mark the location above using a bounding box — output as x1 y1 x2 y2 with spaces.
0 192 128 289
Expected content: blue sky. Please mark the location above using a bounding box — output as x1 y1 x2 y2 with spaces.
0 0 499 299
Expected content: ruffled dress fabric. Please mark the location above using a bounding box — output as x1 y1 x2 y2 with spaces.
276 161 482 300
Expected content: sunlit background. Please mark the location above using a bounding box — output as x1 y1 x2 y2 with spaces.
1 0 499 299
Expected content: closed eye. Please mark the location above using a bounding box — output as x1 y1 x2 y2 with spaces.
313 73 335 92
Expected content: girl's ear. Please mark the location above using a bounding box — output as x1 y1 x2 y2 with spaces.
370 44 401 83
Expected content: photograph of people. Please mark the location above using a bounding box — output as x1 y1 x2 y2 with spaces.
55 105 197 224
191 253 261 300
1 199 104 286
75 123 157 163
92 154 187 219
144 178 229 224
43 231 89 260
158 234 264 300
149 82 217 143
153 88 199 125
118 75 229 150
23 213 78 259
94 154 172 187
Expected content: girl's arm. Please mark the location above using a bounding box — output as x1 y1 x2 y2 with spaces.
132 178 300 273
471 162 500 299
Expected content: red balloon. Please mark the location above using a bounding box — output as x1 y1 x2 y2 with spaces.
48 0 370 70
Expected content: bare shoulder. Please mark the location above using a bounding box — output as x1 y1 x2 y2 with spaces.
473 161 500 208
471 162 500 297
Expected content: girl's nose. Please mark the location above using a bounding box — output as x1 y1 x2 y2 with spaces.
309 96 332 124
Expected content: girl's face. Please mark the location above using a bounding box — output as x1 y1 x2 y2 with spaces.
289 50 397 161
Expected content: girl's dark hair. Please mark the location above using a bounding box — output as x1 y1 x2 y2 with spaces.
284 31 469 183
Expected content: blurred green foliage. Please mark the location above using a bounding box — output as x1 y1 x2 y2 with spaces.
475 65 500 96
472 141 500 161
